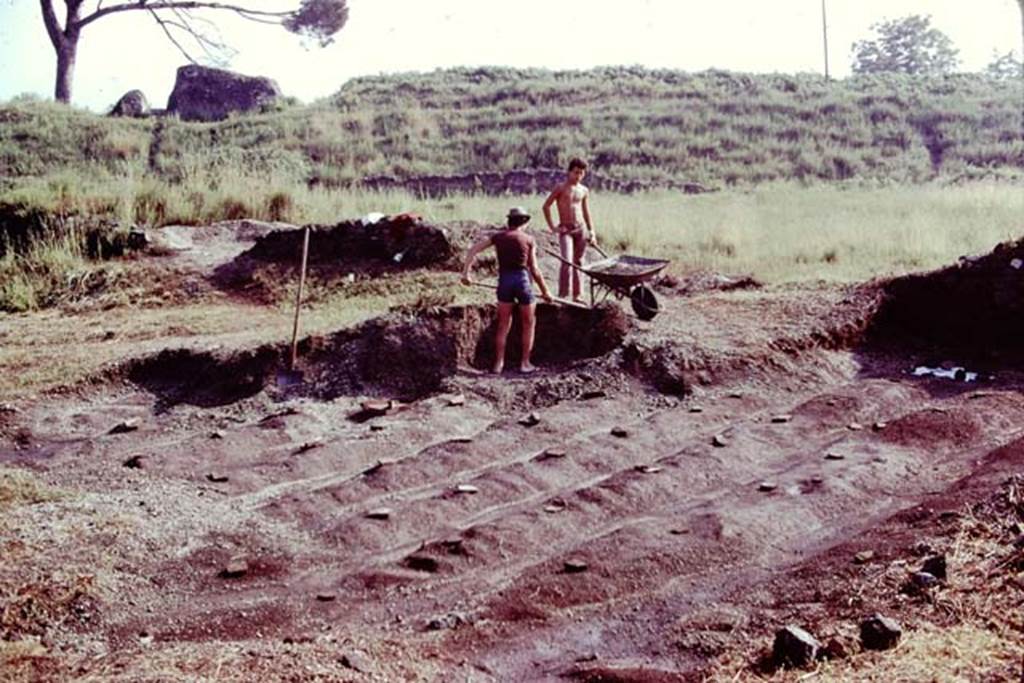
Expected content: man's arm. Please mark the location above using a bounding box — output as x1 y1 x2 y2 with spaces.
461 236 493 284
527 243 552 302
542 188 560 232
581 192 597 245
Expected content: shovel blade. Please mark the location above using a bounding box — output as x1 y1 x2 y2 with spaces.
276 368 304 387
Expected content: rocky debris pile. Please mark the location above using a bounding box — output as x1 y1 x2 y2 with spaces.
167 65 281 122
358 167 713 198
243 213 456 269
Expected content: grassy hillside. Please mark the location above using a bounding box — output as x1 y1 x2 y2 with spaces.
2 68 1022 197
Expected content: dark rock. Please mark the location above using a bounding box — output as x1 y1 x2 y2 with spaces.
122 454 145 469
315 593 336 602
519 412 541 427
340 650 374 673
771 414 792 423
166 65 281 122
904 571 939 593
206 473 229 483
220 556 248 579
772 625 820 668
758 481 778 492
860 614 902 650
581 389 607 400
563 559 588 573
853 550 875 564
921 554 947 580
365 507 392 520
712 434 729 447
610 427 629 438
426 612 466 631
404 555 440 573
110 89 149 117
108 419 140 435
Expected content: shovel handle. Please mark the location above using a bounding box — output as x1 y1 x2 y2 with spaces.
289 226 311 370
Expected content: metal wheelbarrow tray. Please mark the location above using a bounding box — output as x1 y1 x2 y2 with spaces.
583 254 670 320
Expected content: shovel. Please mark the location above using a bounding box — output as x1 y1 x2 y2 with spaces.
277 226 311 386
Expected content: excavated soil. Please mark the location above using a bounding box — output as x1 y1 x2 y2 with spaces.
4 238 1024 680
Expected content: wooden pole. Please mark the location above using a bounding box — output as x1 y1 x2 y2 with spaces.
822 0 830 80
289 226 311 371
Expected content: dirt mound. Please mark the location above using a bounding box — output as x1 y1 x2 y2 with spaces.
243 214 455 268
121 303 630 406
868 239 1024 359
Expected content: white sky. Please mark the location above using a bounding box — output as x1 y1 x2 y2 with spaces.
0 0 1021 112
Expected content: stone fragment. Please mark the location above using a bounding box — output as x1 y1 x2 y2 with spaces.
758 481 778 492
847 422 864 431
537 448 567 460
294 440 322 454
822 637 848 660
365 507 392 520
825 452 845 461
315 593 337 602
451 435 473 443
122 454 145 469
921 554 947 580
455 484 479 494
872 421 888 431
209 430 225 439
206 473 229 483
362 460 385 476
109 419 140 435
447 394 466 407
860 614 902 651
611 427 629 438
772 625 820 668
581 390 607 400
771 414 793 423
369 424 386 432
426 612 466 630
563 559 588 573
220 556 248 579
404 555 440 573
519 412 541 427
712 434 729 447
635 465 662 474
688 405 704 413
908 571 939 591
728 391 743 398
360 400 392 417
544 503 566 514
340 650 374 673
853 550 875 564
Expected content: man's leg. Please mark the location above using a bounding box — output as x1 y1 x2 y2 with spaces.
519 303 537 373
571 230 587 301
558 231 574 299
493 302 515 373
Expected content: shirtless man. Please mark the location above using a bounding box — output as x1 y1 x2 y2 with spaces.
462 207 553 374
542 158 596 302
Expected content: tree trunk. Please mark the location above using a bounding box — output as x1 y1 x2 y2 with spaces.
54 38 78 104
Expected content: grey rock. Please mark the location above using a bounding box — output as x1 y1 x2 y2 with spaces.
772 625 821 668
110 89 150 117
860 614 902 650
166 65 281 122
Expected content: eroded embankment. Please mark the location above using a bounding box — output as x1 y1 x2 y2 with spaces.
120 303 630 407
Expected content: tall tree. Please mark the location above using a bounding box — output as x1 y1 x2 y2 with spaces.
851 14 959 76
39 0 349 104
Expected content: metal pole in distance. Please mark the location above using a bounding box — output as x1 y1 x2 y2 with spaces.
289 226 311 371
821 0 830 80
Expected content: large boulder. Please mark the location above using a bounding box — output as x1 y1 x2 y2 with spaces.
166 65 281 122
109 89 150 118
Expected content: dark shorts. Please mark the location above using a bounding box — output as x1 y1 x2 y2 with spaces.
496 269 535 305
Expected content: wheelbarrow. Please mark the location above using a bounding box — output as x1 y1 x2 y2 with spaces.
544 244 670 320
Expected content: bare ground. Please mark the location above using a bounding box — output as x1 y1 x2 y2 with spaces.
2 221 1023 681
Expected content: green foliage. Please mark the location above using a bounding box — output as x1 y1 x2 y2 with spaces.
852 15 960 76
985 51 1024 81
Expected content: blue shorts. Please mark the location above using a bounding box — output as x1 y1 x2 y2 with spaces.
496 269 535 305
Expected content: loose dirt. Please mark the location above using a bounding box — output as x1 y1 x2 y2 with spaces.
3 232 1024 681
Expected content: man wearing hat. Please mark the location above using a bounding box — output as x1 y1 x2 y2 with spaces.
462 207 553 374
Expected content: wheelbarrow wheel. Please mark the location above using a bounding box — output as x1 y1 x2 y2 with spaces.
630 285 659 320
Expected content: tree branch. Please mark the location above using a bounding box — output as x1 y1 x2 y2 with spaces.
78 1 292 30
39 0 64 49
